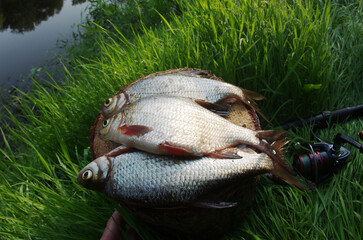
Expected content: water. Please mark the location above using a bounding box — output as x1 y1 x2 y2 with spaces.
0 0 89 104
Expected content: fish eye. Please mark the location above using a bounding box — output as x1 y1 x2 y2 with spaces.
82 170 93 180
104 97 113 107
103 119 109 128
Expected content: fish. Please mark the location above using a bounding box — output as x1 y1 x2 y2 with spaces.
77 145 308 208
100 68 268 121
100 95 291 174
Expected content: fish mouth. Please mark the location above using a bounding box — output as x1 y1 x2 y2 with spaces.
76 171 84 184
77 156 111 192
98 131 105 139
98 127 110 140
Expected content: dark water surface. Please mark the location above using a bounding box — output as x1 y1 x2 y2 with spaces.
0 0 89 104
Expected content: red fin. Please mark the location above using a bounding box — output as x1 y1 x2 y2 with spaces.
105 146 135 157
204 150 242 159
194 99 230 117
194 99 229 111
256 130 289 143
118 125 152 137
158 142 193 156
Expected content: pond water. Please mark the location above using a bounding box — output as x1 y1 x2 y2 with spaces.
0 0 89 105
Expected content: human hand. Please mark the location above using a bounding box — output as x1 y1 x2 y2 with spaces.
101 210 139 240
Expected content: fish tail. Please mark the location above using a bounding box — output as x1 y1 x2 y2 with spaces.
241 88 265 101
256 130 289 143
269 160 310 190
235 132 309 189
256 130 294 175
235 130 290 175
240 89 272 125
243 99 271 124
267 141 310 190
252 134 294 174
258 139 310 190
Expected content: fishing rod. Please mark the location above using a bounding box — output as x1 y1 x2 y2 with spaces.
280 104 363 131
279 104 363 184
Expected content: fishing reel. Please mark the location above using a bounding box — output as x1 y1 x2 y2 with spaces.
293 133 363 184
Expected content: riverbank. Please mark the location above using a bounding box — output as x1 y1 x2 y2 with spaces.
1 0 362 239
0 0 89 108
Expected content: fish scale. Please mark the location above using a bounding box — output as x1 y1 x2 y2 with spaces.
100 69 267 120
77 146 273 207
101 95 261 156
127 74 242 103
100 95 311 191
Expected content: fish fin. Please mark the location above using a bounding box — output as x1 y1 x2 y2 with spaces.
250 138 296 177
241 88 265 101
269 153 310 191
241 89 274 124
105 146 135 157
265 172 316 192
191 201 238 209
178 68 226 82
179 69 210 77
118 125 152 137
242 99 271 125
194 99 230 117
204 149 242 159
251 139 310 190
217 94 272 125
194 99 228 111
216 95 240 105
158 142 193 156
256 130 289 143
211 110 230 117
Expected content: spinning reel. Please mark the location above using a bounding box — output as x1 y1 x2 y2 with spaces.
293 133 363 184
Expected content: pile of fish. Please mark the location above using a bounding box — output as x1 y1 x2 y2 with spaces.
77 68 308 209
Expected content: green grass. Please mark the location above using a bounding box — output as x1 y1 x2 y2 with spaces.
1 0 362 239
69 0 180 58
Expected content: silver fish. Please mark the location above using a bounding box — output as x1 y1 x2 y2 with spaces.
100 95 290 174
77 146 307 208
100 69 266 120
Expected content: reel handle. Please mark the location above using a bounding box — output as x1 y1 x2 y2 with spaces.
333 133 363 154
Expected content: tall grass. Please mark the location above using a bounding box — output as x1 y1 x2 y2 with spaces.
70 0 180 58
0 0 362 239
78 0 361 123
